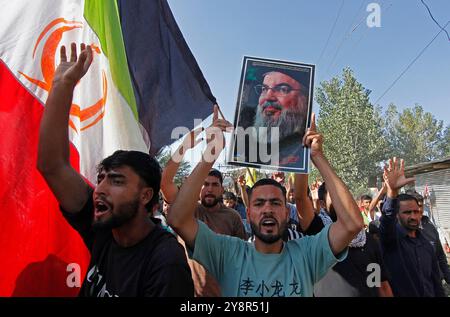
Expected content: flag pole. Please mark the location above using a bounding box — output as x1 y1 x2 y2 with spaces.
246 167 255 184
216 104 226 120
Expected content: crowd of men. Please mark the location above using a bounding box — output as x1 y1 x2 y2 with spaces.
36 44 449 297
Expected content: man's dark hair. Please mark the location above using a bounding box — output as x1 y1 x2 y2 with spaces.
223 191 237 201
360 194 372 202
97 150 161 212
208 169 223 185
414 194 424 205
248 178 286 203
405 190 424 204
397 193 419 205
318 182 327 201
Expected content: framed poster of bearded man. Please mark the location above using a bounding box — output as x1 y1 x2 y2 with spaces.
227 56 315 174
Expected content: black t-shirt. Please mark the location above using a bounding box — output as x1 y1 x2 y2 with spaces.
62 195 194 297
306 216 390 297
314 233 389 297
301 214 327 236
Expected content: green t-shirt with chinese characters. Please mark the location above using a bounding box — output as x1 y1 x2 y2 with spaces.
191 220 347 297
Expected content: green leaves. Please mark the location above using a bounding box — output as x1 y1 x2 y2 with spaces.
157 148 192 187
382 104 447 165
316 68 387 195
442 127 450 157
316 68 449 195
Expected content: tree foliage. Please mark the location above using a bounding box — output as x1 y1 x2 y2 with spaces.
383 104 447 165
316 68 387 195
314 68 449 195
442 126 450 157
156 148 191 187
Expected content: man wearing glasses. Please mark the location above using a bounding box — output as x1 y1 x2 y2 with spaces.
252 70 309 167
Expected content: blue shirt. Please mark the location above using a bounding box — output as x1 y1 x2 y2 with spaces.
380 197 445 297
235 203 247 220
191 220 346 297
287 203 299 224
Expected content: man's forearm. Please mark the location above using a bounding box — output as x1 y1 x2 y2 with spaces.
37 81 75 173
239 184 249 209
369 189 383 212
168 140 189 175
167 154 213 248
294 174 315 232
168 157 214 228
168 124 223 226
167 112 228 245
161 132 198 203
312 154 362 233
312 198 320 214
160 157 182 203
379 197 398 246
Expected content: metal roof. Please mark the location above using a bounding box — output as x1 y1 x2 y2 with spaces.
405 157 450 176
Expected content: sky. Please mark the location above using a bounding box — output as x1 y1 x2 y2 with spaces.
167 0 450 128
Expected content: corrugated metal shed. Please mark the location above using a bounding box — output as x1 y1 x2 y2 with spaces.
405 157 450 251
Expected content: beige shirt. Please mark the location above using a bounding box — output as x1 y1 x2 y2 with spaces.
195 203 246 239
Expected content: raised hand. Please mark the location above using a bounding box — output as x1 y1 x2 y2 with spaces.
380 181 387 194
286 173 293 191
53 43 93 87
310 180 321 201
383 157 415 197
210 104 232 132
182 126 204 151
238 175 246 187
204 105 232 161
303 113 324 159
271 171 285 184
172 125 204 164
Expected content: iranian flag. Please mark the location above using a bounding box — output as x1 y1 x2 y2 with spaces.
0 0 214 296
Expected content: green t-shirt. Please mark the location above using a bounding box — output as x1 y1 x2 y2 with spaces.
191 220 347 297
361 211 370 227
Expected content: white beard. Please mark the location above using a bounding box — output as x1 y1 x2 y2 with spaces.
254 102 305 143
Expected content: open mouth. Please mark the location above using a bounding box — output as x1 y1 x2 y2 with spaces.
94 200 111 218
263 107 280 116
260 218 277 229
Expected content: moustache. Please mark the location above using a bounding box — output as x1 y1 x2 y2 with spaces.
261 101 283 112
259 216 279 226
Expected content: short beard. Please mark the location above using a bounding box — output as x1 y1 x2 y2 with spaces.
254 101 305 143
406 224 419 231
92 198 140 231
250 220 287 244
201 197 220 208
400 219 419 231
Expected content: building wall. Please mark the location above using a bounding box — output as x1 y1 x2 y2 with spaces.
414 168 450 249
